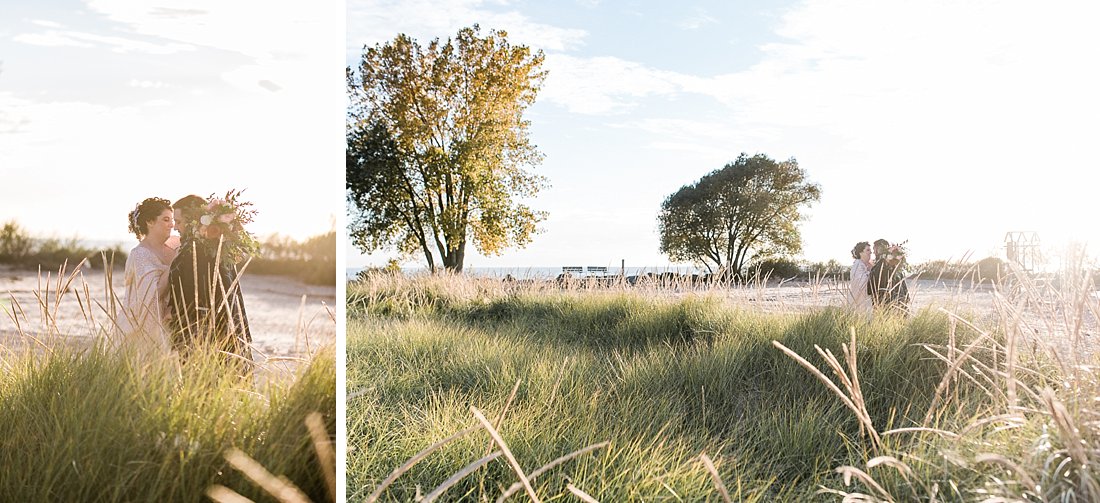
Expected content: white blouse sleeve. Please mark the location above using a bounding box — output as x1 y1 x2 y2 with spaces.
128 247 169 321
850 260 869 294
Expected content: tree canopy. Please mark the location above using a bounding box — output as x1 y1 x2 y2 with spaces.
346 25 548 273
658 153 821 278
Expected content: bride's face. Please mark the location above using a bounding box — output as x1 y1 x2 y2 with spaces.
860 247 872 261
146 209 175 242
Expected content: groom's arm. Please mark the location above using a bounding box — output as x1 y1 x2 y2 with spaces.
167 260 192 347
168 248 208 344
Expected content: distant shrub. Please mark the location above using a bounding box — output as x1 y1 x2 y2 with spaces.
0 221 33 262
976 256 1006 284
804 259 845 280
911 257 1005 285
353 259 403 282
0 220 125 270
746 257 802 280
248 231 336 285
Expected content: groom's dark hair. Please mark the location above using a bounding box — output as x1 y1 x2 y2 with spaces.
873 239 889 254
173 194 206 228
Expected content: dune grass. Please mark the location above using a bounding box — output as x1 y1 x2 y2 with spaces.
0 260 336 502
348 271 1100 501
0 345 336 501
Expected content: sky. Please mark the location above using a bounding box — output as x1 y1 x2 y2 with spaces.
0 0 345 245
348 0 1100 271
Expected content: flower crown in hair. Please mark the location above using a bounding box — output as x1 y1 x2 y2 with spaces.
182 189 260 263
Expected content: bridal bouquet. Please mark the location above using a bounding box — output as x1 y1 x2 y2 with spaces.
188 189 260 263
882 242 907 266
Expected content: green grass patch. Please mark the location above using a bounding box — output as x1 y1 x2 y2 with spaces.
348 278 1019 501
0 344 336 501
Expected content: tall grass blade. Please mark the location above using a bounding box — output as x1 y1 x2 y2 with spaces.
223 447 311 503
305 411 336 502
470 406 541 503
565 483 600 503
421 451 503 503
699 453 732 503
365 425 481 503
497 441 610 502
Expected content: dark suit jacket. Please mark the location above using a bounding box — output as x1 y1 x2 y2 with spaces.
868 260 910 309
167 240 253 365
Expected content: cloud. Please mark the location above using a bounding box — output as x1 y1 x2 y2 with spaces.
30 19 65 29
14 28 194 54
692 0 1100 154
347 0 588 57
147 7 208 18
80 0 341 97
127 79 169 89
85 0 308 58
257 80 282 92
677 11 718 30
540 54 687 114
611 118 751 158
13 32 95 49
0 112 31 135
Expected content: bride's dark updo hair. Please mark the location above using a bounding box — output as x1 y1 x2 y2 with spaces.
128 197 172 239
851 241 870 259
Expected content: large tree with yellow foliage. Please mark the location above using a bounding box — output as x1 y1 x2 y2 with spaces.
347 25 547 273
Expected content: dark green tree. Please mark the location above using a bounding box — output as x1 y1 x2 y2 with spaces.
658 153 821 278
346 25 548 273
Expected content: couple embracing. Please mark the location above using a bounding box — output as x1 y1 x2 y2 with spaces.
849 239 910 316
114 191 256 371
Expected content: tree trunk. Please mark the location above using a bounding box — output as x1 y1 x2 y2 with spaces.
453 239 465 273
442 238 466 273
422 245 437 273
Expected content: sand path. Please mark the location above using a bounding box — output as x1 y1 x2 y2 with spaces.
0 265 335 360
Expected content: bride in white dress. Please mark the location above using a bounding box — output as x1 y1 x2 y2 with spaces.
849 241 873 317
115 197 179 357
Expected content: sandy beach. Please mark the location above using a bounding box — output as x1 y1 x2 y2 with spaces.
0 265 335 360
702 276 1100 359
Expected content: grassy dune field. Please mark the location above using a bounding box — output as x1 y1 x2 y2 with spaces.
348 272 1099 502
0 263 336 502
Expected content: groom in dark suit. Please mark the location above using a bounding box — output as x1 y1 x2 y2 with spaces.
867 238 910 312
167 194 253 370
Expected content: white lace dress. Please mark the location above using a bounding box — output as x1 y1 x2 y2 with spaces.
849 259 873 316
115 244 173 357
